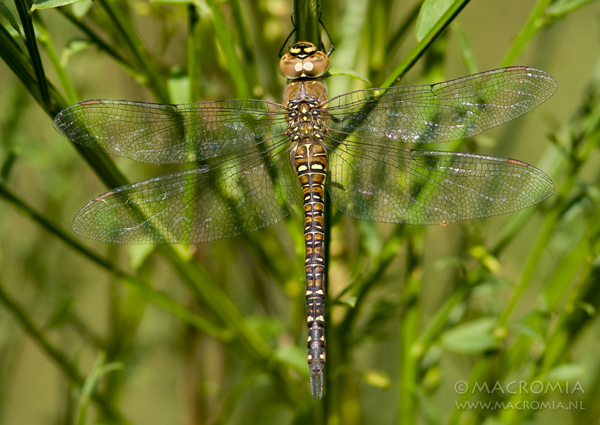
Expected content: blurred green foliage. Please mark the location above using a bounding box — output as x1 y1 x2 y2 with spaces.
1 0 600 424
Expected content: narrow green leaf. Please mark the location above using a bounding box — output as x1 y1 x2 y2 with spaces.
339 296 357 308
452 23 478 74
275 345 307 375
327 66 371 85
469 245 501 273
544 363 584 382
0 2 21 35
416 0 455 41
571 300 596 316
71 0 93 17
151 0 195 3
31 0 87 11
547 0 598 16
501 0 553 66
128 244 158 270
442 317 499 354
167 71 191 104
15 0 51 109
60 38 92 65
203 0 250 98
363 370 391 389
0 150 17 182
381 0 471 87
77 353 124 425
512 323 542 340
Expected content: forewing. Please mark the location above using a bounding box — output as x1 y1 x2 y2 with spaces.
54 99 286 164
325 67 557 145
73 137 300 243
328 141 554 224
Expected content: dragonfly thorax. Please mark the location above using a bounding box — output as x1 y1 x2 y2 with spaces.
280 42 329 79
284 80 328 143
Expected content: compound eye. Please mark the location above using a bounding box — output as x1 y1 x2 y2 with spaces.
279 53 304 79
301 52 329 77
279 51 330 79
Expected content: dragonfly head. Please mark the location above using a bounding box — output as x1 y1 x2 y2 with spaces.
279 42 329 80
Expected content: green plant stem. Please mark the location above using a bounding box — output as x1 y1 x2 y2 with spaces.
205 0 250 98
96 0 170 103
187 4 201 102
1 174 298 402
448 357 494 424
14 0 50 108
33 13 78 104
330 225 406 418
381 0 471 87
453 23 478 73
0 182 229 340
157 246 299 402
497 208 559 326
449 61 600 424
499 86 600 326
336 225 406 335
499 227 600 424
0 23 64 115
4 7 294 401
399 233 423 424
58 8 136 78
542 235 600 371
386 2 421 57
501 0 552 66
230 0 257 90
326 0 369 97
0 21 135 192
77 353 123 425
0 282 132 424
415 283 469 349
293 0 321 47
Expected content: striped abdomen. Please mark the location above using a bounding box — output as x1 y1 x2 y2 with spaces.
294 140 328 400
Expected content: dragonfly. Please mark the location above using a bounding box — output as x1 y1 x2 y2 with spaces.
54 39 557 400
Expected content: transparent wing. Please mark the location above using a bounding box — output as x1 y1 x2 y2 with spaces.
323 66 555 223
325 67 557 145
54 99 287 164
72 140 301 243
327 140 553 224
